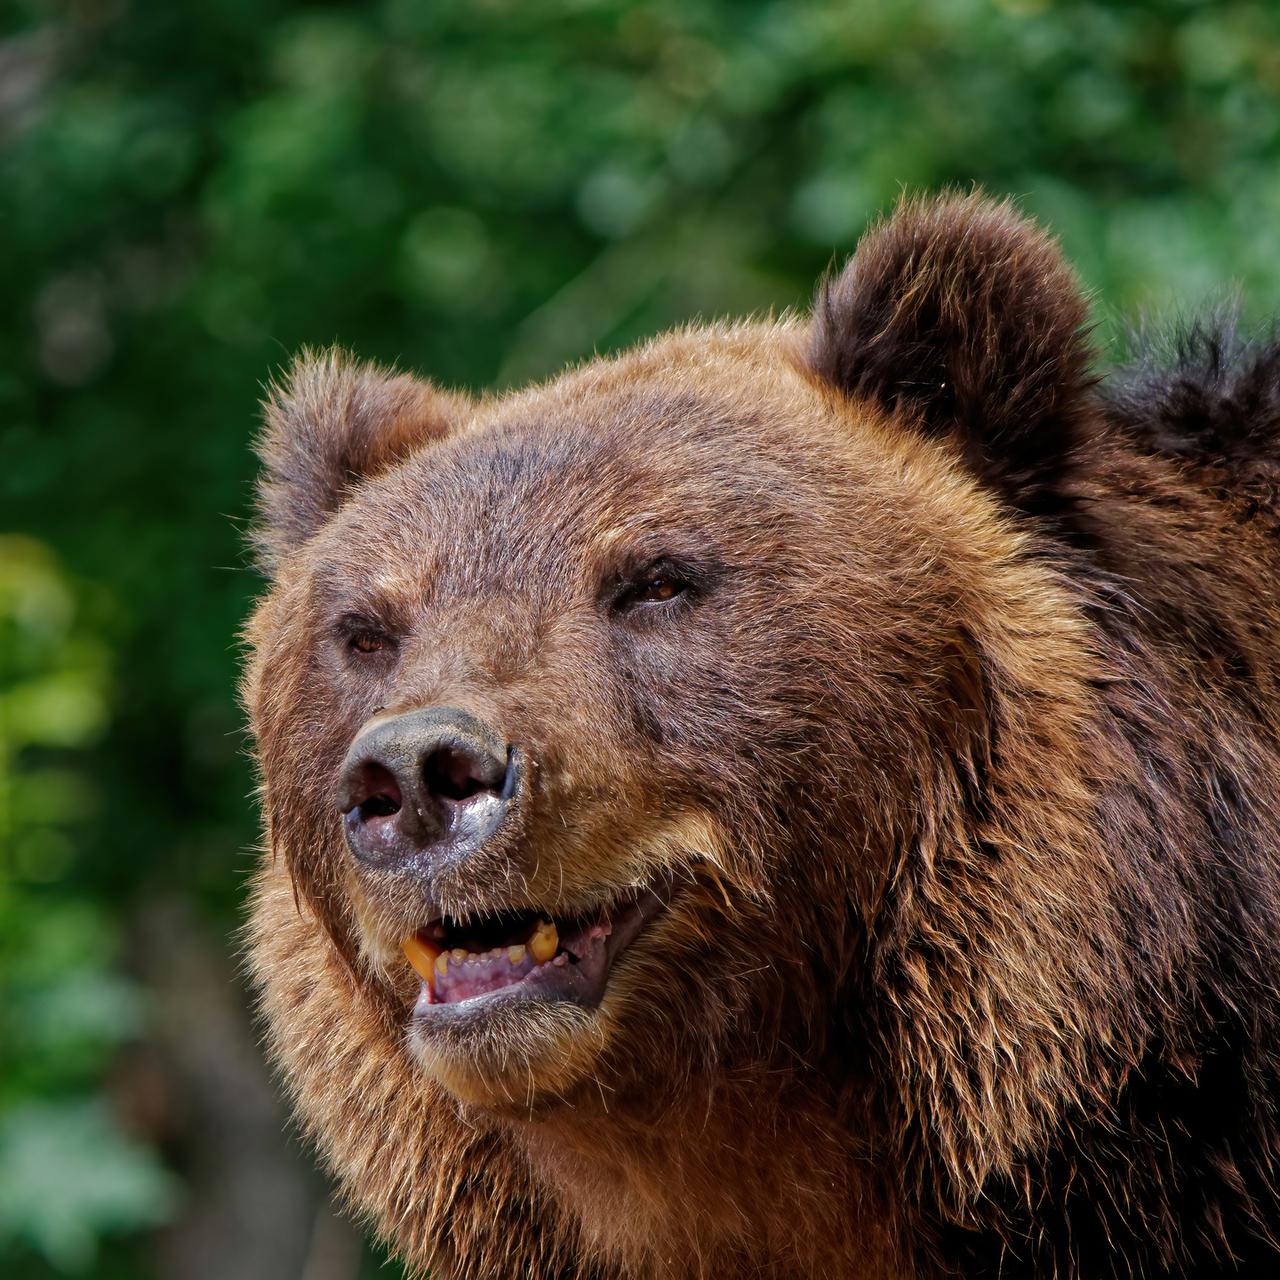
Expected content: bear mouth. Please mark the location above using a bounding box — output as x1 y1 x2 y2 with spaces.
401 876 672 1018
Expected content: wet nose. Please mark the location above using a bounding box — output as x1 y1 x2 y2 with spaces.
336 707 518 871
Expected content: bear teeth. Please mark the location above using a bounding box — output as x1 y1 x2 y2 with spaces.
402 919 562 994
402 933 441 982
529 918 559 963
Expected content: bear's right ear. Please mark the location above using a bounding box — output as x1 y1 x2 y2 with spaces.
253 349 472 573
807 193 1095 510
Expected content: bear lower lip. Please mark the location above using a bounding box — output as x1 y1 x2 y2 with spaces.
404 881 671 1019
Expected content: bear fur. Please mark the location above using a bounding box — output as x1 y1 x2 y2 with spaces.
242 193 1280 1278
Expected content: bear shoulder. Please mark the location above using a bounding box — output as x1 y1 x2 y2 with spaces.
1102 321 1280 497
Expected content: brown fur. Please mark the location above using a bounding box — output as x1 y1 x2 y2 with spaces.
242 194 1280 1278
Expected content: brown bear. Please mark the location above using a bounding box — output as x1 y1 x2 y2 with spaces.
243 193 1280 1279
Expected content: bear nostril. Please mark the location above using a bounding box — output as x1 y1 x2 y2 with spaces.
423 746 502 804
348 762 402 820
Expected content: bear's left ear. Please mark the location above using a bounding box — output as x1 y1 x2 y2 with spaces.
253 348 473 574
808 193 1096 508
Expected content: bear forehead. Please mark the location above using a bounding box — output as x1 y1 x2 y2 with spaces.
317 430 787 613
316 336 878 589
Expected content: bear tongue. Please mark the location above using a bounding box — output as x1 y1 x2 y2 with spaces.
433 946 544 1003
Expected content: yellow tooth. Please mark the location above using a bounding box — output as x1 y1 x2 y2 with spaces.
435 952 449 977
403 934 442 983
451 948 467 963
529 919 559 964
507 944 526 964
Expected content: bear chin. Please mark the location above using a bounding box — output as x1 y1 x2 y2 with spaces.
406 981 615 1107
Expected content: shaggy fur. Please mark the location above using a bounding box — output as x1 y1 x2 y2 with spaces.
242 193 1280 1278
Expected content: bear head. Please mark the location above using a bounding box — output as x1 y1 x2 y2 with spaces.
244 194 1136 1273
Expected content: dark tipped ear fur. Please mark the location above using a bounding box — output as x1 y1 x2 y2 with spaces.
254 348 472 572
809 192 1096 509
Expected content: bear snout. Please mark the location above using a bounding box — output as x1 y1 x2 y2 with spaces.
335 705 522 879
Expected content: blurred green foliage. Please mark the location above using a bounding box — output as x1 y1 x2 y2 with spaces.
3 0 1279 1273
0 540 175 1273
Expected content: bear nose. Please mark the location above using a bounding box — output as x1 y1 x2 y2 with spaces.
335 707 518 871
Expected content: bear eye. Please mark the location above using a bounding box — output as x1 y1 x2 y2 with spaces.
613 561 696 613
633 575 681 603
337 614 397 658
349 630 389 655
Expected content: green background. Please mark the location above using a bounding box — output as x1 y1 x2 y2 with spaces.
3 0 1278 1275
